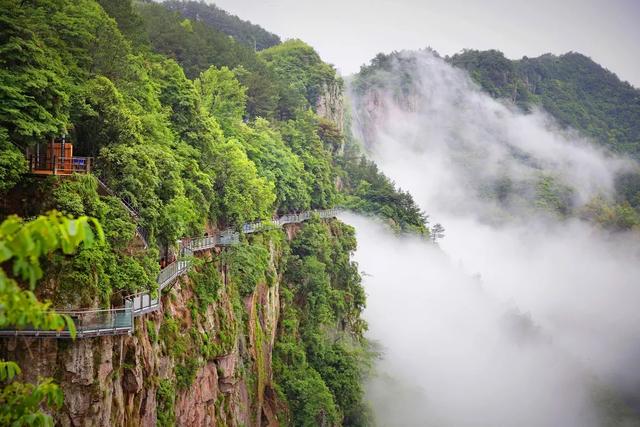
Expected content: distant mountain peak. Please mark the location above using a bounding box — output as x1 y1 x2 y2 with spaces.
163 0 280 50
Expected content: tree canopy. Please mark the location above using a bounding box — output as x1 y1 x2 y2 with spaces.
0 1 432 424
0 212 102 426
164 0 281 51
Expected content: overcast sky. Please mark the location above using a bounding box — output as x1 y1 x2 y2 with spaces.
212 0 640 87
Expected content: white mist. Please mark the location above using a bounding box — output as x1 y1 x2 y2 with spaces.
346 51 640 426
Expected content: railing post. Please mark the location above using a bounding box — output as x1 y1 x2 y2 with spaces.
76 313 82 338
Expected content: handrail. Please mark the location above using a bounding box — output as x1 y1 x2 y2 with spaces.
95 177 149 249
95 177 140 219
0 307 134 338
28 154 93 175
0 209 339 338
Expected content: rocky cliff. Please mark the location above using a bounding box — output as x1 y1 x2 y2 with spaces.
316 80 346 135
0 226 302 426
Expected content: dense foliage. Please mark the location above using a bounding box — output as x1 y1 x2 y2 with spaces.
339 155 428 234
47 175 159 306
352 49 640 230
448 50 640 159
0 213 102 426
134 0 281 119
260 40 343 116
449 49 640 227
0 0 434 424
7 0 635 424
0 131 26 194
351 51 425 104
0 0 427 295
274 218 372 426
164 0 281 50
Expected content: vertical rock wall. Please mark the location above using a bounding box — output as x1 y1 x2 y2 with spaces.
316 81 345 135
1 243 286 426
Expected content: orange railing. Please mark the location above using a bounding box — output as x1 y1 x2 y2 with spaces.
28 155 93 175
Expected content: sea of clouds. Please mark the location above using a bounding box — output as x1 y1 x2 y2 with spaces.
346 50 640 426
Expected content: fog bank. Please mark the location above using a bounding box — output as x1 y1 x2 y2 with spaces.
346 51 640 426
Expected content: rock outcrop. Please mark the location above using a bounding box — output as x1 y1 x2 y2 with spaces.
1 240 290 426
316 80 345 134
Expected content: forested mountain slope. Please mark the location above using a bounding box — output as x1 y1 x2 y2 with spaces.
351 50 640 230
349 49 640 427
448 50 640 225
0 0 428 425
163 0 281 51
448 50 640 159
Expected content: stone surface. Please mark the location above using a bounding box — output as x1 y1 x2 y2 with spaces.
316 80 345 136
64 339 95 386
175 362 218 426
0 241 287 426
216 351 237 380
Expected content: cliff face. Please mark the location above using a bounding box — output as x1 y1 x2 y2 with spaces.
316 80 345 135
349 78 423 151
1 236 290 426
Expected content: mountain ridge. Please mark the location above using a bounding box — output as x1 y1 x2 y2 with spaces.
163 0 281 51
447 49 640 159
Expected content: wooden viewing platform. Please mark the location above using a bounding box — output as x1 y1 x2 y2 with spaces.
25 140 93 175
27 155 93 175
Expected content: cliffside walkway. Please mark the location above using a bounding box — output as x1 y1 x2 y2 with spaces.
0 209 338 338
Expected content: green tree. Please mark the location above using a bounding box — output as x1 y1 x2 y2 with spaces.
0 212 103 426
208 138 275 226
196 66 247 133
276 219 370 424
260 40 341 111
339 155 428 234
0 128 27 194
97 0 148 47
73 76 144 156
163 0 281 51
279 112 337 209
447 50 640 159
431 223 445 243
240 119 312 212
0 2 70 144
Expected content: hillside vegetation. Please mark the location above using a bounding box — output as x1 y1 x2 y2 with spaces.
448 50 640 159
351 50 640 230
0 0 428 425
448 50 640 227
164 0 281 51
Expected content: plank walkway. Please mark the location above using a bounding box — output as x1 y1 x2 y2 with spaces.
0 209 338 338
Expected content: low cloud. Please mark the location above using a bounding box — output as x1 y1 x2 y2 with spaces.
346 50 640 426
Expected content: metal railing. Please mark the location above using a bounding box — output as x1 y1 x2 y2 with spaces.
218 231 240 246
157 259 190 291
0 209 339 338
95 177 139 218
0 307 133 338
126 291 160 316
95 177 149 249
182 236 217 252
136 226 149 249
28 155 93 175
